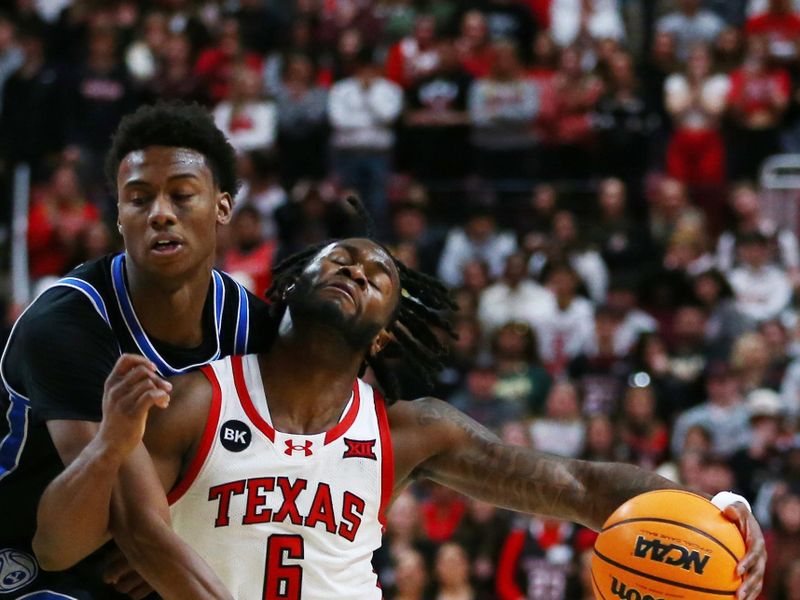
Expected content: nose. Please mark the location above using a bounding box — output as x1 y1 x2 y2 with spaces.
148 194 177 228
339 264 367 289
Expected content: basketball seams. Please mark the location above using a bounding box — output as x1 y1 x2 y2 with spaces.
592 549 737 596
591 570 609 600
600 517 741 563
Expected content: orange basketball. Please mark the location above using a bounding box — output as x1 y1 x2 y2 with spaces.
591 490 745 600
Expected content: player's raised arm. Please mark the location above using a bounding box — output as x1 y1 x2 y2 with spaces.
389 397 765 600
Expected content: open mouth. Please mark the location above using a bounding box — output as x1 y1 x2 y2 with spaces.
151 240 184 254
325 282 356 304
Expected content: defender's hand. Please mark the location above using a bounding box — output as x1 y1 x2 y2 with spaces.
98 354 172 459
722 503 766 600
103 548 155 600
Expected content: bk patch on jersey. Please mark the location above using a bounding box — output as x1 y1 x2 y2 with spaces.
219 420 252 452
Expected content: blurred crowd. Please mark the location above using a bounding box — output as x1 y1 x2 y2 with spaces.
3 0 800 598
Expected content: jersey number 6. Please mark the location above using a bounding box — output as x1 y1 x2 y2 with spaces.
264 534 304 600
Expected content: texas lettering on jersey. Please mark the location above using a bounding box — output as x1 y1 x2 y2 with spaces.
209 476 366 542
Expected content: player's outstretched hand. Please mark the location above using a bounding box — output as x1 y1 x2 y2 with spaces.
723 502 766 600
98 354 172 460
103 548 154 600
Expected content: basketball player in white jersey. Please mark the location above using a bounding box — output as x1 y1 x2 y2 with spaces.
43 236 766 599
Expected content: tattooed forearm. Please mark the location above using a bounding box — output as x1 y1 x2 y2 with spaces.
412 399 679 530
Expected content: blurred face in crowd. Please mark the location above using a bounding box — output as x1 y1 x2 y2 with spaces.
731 185 760 222
493 323 531 360
490 42 520 79
679 0 702 14
546 382 580 420
51 165 83 203
219 18 242 56
606 287 636 314
586 415 615 456
285 54 314 87
386 490 419 538
679 451 705 487
652 31 676 62
467 369 497 401
230 66 262 101
461 10 487 46
452 318 480 359
553 211 578 244
745 35 769 66
559 46 582 77
414 15 436 48
232 208 262 249
465 215 495 243
715 27 743 58
732 333 769 372
462 260 489 293
599 178 626 219
501 421 531 447
165 33 192 65
693 273 722 307
435 543 471 589
738 240 770 269
89 28 117 64
338 28 362 59
0 17 14 51
532 32 558 67
503 253 527 286
706 372 739 405
547 266 579 302
143 11 168 50
81 222 113 260
776 493 800 533
624 386 656 426
594 312 618 347
394 550 427 597
699 461 735 495
761 320 788 358
656 179 687 215
532 184 556 215
673 306 705 346
609 52 636 90
687 44 712 80
117 146 232 280
393 207 426 242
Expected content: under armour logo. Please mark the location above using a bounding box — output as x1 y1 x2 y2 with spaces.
343 438 377 460
285 439 313 456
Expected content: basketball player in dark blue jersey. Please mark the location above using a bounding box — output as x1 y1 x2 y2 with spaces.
0 101 272 599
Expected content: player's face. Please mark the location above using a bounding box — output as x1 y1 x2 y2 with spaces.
117 146 232 278
289 239 401 350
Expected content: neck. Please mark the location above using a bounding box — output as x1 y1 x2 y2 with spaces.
259 311 365 434
125 254 213 347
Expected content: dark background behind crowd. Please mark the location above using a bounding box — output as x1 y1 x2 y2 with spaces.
2 0 800 598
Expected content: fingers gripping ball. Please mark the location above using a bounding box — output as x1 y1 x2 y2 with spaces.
591 490 745 600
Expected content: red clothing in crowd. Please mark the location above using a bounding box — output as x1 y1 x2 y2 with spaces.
221 239 277 297
194 49 263 103
421 496 466 543
745 11 800 45
727 65 791 118
385 38 439 88
28 198 100 279
666 128 726 184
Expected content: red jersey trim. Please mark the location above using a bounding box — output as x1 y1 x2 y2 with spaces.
167 365 222 505
232 354 360 446
374 391 394 532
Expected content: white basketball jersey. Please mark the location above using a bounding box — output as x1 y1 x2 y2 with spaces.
169 354 393 600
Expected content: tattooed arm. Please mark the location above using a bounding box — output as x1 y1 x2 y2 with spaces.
388 397 675 530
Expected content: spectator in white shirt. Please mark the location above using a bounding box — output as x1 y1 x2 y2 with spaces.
728 231 793 322
535 261 595 376
437 207 517 288
213 66 277 155
328 48 403 234
549 0 625 48
478 252 554 335
657 0 726 61
530 381 587 457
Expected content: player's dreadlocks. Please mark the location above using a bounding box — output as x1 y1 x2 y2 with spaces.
266 197 458 402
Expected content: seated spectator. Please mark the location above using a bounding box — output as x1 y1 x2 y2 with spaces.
220 205 277 296
194 16 263 104
422 485 467 545
527 31 559 82
568 307 630 415
619 379 670 469
549 0 625 48
692 269 753 360
538 45 603 179
449 365 519 429
729 388 787 500
529 210 609 304
592 51 657 182
146 32 206 104
437 206 516 288
235 150 286 240
713 26 746 73
761 319 793 387
728 231 792 322
696 455 738 495
432 542 475 600
642 30 680 123
671 361 751 457
518 183 558 245
667 304 711 399
582 414 622 462
535 262 595 375
403 39 473 179
496 515 577 600
605 277 658 356
385 13 440 89
726 35 791 180
765 488 800 597
656 0 726 61
393 549 430 600
662 223 716 277
27 163 100 280
468 41 540 180
530 381 586 456
731 331 775 394
388 190 444 277
125 10 168 84
478 252 554 335
454 10 493 78
648 178 705 254
491 321 553 417
213 66 277 155
274 53 328 186
745 0 800 62
328 47 403 234
664 44 729 185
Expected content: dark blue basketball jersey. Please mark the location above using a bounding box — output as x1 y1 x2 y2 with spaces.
0 253 274 598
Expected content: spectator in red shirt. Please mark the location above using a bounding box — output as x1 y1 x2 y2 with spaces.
455 10 494 79
385 13 440 89
745 0 800 62
726 34 791 180
194 16 263 104
28 163 100 280
221 205 277 297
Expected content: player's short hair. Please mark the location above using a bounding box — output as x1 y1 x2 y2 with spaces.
105 100 238 197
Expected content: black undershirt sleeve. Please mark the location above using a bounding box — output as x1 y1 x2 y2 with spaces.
6 289 121 423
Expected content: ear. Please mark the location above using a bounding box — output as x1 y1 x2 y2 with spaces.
216 192 233 226
369 330 393 358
